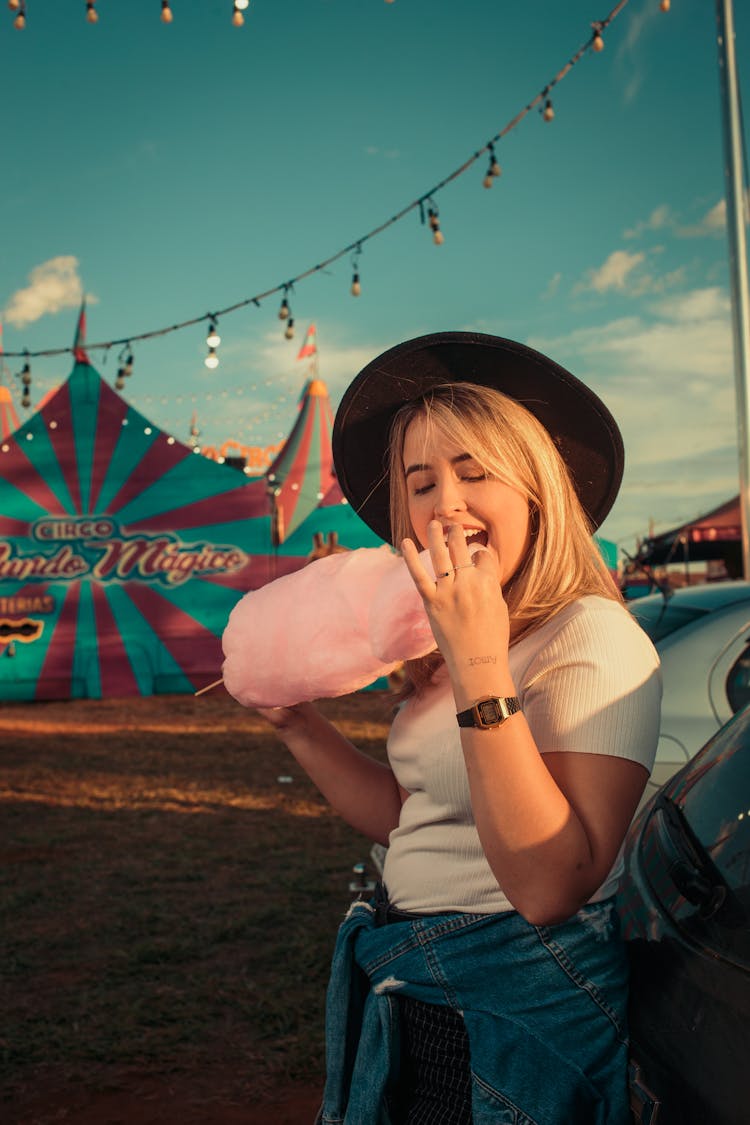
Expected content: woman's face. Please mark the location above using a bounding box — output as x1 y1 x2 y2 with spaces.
401 414 532 585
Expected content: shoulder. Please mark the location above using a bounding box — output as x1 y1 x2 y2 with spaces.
513 597 662 768
517 596 658 666
512 594 661 706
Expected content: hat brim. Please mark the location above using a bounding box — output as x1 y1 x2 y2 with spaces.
332 331 623 543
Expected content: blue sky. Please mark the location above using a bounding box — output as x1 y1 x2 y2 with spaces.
2 0 748 554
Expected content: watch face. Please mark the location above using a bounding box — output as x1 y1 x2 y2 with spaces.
477 698 502 726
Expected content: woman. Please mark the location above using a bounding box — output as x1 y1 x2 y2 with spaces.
261 332 661 1125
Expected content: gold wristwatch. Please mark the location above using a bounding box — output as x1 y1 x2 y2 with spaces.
456 695 521 730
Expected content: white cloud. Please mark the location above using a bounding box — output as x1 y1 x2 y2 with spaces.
529 288 737 550
576 250 646 294
623 205 673 240
542 272 562 300
677 199 726 238
3 256 94 328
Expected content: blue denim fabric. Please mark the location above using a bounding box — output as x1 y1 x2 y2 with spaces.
319 898 630 1125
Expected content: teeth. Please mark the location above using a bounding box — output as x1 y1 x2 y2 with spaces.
444 528 483 544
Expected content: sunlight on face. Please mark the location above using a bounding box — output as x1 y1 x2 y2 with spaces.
402 415 531 584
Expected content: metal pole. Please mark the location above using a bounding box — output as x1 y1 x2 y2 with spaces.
716 0 750 577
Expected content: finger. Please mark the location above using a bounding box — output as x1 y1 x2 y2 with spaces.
426 519 454 577
401 537 442 597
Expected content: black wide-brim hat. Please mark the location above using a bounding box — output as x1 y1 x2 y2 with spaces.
332 331 623 543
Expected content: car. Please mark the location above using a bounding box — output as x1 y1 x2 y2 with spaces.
628 581 750 805
618 704 750 1125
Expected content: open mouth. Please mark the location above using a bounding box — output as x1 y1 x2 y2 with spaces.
444 528 488 549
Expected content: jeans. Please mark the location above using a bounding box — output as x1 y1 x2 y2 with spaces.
319 897 630 1125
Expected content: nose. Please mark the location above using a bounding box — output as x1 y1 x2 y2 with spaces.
432 473 467 518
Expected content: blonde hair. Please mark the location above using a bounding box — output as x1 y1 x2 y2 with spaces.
387 382 621 693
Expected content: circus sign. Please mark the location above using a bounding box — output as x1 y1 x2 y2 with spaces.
0 519 249 588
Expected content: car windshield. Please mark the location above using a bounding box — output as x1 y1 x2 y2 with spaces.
628 596 710 643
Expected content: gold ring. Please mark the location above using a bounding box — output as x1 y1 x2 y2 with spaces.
453 562 475 571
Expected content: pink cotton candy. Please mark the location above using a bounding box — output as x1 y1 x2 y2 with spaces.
221 546 437 708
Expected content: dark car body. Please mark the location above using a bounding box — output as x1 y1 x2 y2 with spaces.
618 706 750 1125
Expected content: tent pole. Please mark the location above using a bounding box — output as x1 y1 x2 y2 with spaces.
716 0 750 577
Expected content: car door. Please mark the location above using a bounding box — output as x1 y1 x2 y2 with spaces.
659 602 750 761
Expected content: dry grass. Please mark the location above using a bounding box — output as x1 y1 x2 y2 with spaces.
0 690 394 1121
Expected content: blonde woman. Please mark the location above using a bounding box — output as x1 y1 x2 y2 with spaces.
262 333 661 1125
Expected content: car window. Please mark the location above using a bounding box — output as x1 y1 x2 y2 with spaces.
726 641 750 713
628 597 710 644
652 708 750 969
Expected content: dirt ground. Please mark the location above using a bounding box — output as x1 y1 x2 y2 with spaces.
1 689 395 1124
7 1071 323 1125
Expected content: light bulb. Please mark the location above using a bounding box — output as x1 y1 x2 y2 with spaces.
8 0 20 10
351 272 361 297
543 99 555 122
278 298 290 320
13 11 25 28
483 174 493 190
490 159 501 177
205 349 219 369
592 32 604 52
235 0 249 7
161 1 173 24
87 2 98 22
660 0 670 10
115 377 125 391
285 318 295 340
433 229 444 246
232 10 244 25
206 324 221 348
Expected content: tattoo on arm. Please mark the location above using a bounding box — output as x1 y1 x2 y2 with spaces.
468 655 497 666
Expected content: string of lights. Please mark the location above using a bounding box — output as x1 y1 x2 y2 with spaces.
2 0 672 391
8 0 254 31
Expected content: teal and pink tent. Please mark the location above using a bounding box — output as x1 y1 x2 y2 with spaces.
0 338 380 700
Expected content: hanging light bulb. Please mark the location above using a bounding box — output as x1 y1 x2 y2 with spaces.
115 374 126 391
284 317 295 340
205 347 220 370
86 1 98 23
161 0 173 23
591 25 604 51
351 271 361 297
232 9 244 26
659 0 670 10
483 146 500 189
428 207 444 245
13 3 25 29
235 0 249 6
542 98 555 122
8 0 20 9
21 363 31 387
117 345 134 380
206 319 221 348
21 392 31 409
278 293 290 320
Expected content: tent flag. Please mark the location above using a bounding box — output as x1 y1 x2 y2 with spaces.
296 323 317 360
72 301 90 366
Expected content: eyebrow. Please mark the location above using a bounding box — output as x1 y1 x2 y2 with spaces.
404 452 473 479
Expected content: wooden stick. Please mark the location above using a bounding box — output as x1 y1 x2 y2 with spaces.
194 677 224 697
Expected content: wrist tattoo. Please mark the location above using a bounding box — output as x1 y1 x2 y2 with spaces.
468 655 497 666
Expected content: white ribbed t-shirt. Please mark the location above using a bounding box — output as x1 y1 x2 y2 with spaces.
382 595 662 914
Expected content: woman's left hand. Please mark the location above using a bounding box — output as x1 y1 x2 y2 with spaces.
400 520 511 674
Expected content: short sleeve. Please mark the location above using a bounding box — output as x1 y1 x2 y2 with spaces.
517 599 662 773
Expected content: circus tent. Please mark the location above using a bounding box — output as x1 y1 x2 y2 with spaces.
0 339 381 701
